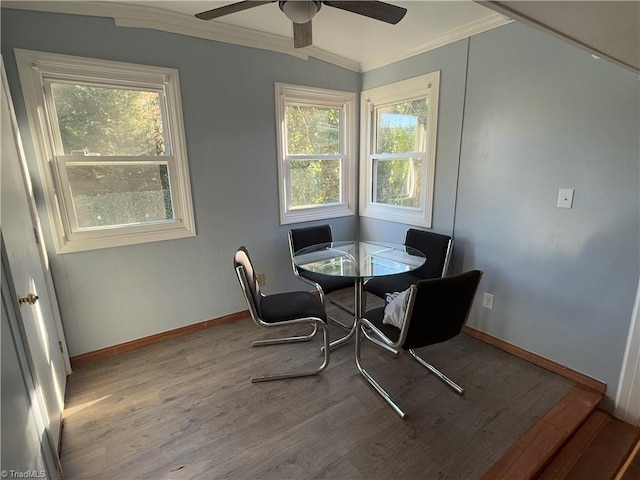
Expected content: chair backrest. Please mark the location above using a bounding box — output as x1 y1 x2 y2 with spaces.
401 270 483 350
234 246 263 319
288 224 333 254
404 229 452 279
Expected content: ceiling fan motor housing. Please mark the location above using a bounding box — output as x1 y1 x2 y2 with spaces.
279 1 322 24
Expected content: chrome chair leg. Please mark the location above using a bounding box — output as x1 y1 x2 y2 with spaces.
327 297 355 331
408 349 464 395
252 324 318 347
362 326 400 356
327 277 362 350
355 322 406 419
328 314 353 332
251 323 330 382
316 293 355 333
329 298 354 317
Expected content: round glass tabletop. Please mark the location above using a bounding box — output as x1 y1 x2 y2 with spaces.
292 241 426 279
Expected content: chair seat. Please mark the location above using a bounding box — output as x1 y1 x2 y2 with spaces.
364 273 422 299
299 270 354 294
261 291 328 324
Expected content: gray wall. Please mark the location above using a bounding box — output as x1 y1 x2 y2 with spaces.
361 22 639 405
1 8 359 356
359 39 469 242
454 23 639 405
3 8 639 406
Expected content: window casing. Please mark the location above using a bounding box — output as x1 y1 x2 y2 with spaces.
275 83 356 225
360 72 440 227
15 49 195 253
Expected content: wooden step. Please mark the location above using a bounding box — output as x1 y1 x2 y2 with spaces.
539 410 639 479
617 438 640 480
479 384 603 480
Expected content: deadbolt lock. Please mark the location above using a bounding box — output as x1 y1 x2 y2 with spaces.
18 293 39 305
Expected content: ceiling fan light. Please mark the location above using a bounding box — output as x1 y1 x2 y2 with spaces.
279 1 321 24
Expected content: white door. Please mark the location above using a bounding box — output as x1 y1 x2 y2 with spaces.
1 60 68 451
2 257 59 478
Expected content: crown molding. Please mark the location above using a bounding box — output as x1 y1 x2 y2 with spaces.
359 14 511 72
2 1 361 71
3 1 508 73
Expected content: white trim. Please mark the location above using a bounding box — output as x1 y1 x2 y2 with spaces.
614 276 640 425
2 1 360 72
1 58 72 374
360 15 511 72
275 83 356 225
1 1 508 74
15 49 196 253
359 72 440 227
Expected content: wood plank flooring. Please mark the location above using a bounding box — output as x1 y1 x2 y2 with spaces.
61 292 576 479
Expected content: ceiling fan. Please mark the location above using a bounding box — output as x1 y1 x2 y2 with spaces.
195 1 407 48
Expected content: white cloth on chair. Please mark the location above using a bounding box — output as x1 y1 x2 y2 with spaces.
382 288 411 329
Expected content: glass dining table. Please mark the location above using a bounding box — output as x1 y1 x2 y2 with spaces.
292 241 426 349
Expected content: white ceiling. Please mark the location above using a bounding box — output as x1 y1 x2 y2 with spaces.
4 1 638 73
131 1 508 70
3 1 510 71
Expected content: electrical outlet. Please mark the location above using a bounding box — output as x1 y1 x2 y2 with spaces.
482 292 494 310
257 273 265 286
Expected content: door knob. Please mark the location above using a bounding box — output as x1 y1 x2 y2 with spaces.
18 293 39 305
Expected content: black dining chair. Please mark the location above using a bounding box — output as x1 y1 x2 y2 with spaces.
356 270 483 418
364 229 452 300
234 246 330 382
288 224 355 330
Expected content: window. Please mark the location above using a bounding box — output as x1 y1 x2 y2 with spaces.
15 49 195 253
275 83 356 224
360 72 440 227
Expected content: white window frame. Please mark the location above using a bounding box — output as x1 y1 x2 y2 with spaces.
359 72 440 227
275 83 356 225
15 49 195 253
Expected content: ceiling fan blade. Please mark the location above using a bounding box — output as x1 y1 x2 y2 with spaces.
195 1 275 21
293 21 313 48
322 1 407 24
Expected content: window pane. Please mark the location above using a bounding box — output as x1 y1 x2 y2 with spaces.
290 159 341 207
376 98 428 154
374 157 422 207
67 164 173 228
50 83 166 156
286 105 340 155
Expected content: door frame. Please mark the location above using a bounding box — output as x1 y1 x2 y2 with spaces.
1 58 71 374
615 278 640 425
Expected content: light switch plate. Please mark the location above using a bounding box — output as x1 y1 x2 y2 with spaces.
557 188 574 208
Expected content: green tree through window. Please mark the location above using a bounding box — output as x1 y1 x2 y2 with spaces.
50 83 173 227
374 98 428 207
52 84 165 156
286 105 341 207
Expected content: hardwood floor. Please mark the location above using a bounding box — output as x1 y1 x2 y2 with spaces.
61 293 576 479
